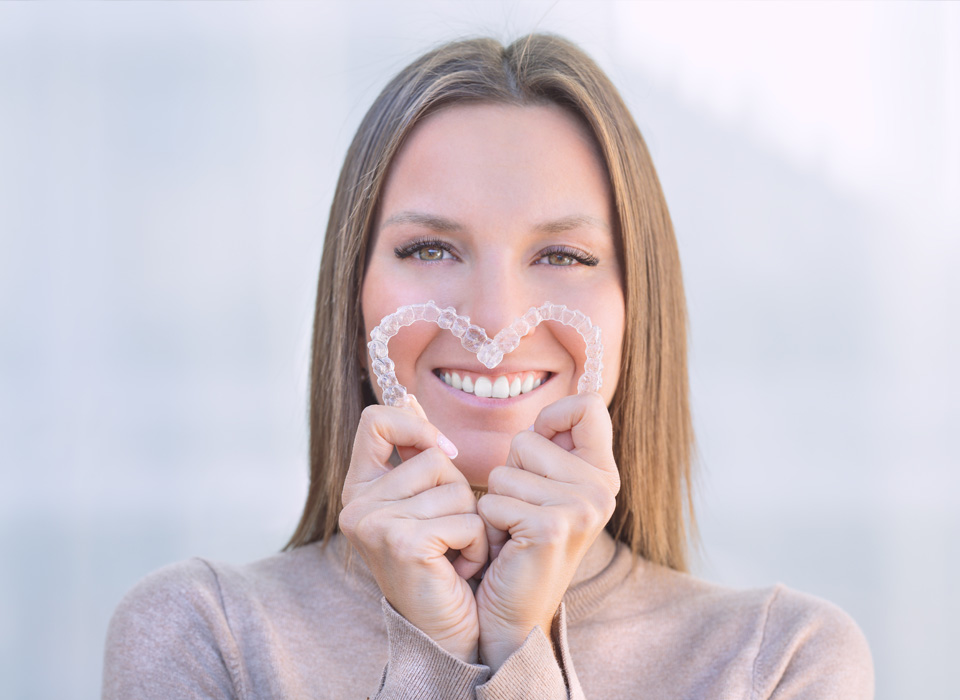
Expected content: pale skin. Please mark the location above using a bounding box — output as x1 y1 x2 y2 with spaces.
338 103 624 671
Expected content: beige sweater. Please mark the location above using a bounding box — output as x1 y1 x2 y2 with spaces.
102 534 874 699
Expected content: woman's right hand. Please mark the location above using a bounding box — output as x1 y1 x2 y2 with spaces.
338 395 488 664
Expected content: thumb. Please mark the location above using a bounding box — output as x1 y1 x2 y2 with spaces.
404 394 429 421
397 395 459 462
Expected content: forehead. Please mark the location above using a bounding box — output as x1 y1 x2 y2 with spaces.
375 102 613 232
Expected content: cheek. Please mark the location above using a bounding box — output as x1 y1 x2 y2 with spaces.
373 323 439 386
596 293 626 404
601 325 624 404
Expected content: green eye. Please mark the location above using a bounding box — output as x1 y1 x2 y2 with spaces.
546 252 576 266
417 247 444 261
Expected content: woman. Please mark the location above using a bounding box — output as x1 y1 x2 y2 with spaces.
103 34 873 699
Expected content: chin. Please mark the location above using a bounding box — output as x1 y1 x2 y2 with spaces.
447 433 515 487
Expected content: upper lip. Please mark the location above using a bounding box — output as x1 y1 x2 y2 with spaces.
432 362 553 376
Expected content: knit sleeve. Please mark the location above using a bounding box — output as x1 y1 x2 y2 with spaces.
378 600 584 700
751 585 874 700
102 559 245 700
377 599 490 699
476 603 584 700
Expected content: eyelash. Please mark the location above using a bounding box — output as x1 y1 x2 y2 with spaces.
539 245 600 267
393 238 600 267
393 238 452 261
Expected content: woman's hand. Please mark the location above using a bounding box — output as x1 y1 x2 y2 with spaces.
475 392 620 671
338 396 488 663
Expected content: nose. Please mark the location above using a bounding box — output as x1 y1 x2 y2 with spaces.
456 257 530 336
444 256 548 369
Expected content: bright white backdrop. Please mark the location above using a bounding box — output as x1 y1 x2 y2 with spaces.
1 2 957 699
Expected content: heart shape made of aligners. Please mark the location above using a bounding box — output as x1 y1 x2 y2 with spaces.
367 300 603 407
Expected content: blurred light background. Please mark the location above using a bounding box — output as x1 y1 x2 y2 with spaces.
1 1 957 698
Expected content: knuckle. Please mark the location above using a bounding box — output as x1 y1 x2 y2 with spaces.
351 510 379 543
569 498 600 531
341 503 384 546
585 390 606 409
426 447 464 477
541 512 571 546
337 505 356 535
592 483 618 521
381 520 409 551
486 465 510 492
603 495 617 521
455 486 479 513
421 445 445 463
607 470 621 496
458 510 483 534
358 404 382 428
510 429 535 453
416 447 446 476
475 494 493 519
383 524 429 563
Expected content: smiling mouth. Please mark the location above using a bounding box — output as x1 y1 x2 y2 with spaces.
433 368 552 399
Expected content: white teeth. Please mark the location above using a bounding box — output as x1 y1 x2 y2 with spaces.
439 370 547 399
474 376 493 398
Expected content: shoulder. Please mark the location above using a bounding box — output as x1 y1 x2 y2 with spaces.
750 584 874 698
579 554 874 698
110 557 223 620
103 541 382 700
106 544 331 639
103 558 242 699
103 547 327 699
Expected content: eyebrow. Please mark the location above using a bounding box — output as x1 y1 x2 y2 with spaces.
534 214 609 234
379 211 609 234
380 211 463 233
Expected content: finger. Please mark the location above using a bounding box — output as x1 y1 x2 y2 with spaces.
393 481 478 520
404 393 429 420
477 493 541 541
425 513 488 579
397 394 428 462
487 464 569 506
506 431 620 502
484 514 509 564
398 394 459 463
351 446 469 503
531 392 615 471
349 404 453 481
505 430 584 484
341 482 481 557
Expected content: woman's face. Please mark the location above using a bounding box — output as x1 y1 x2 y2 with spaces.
361 103 624 486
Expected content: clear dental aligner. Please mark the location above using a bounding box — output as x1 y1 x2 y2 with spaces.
367 300 603 407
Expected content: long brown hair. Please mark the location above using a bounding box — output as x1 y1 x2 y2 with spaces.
287 34 695 571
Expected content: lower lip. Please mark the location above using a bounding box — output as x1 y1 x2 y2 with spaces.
433 371 553 407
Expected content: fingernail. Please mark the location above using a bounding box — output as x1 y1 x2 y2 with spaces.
437 432 459 459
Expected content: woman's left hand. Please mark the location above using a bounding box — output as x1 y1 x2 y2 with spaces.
475 391 621 671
